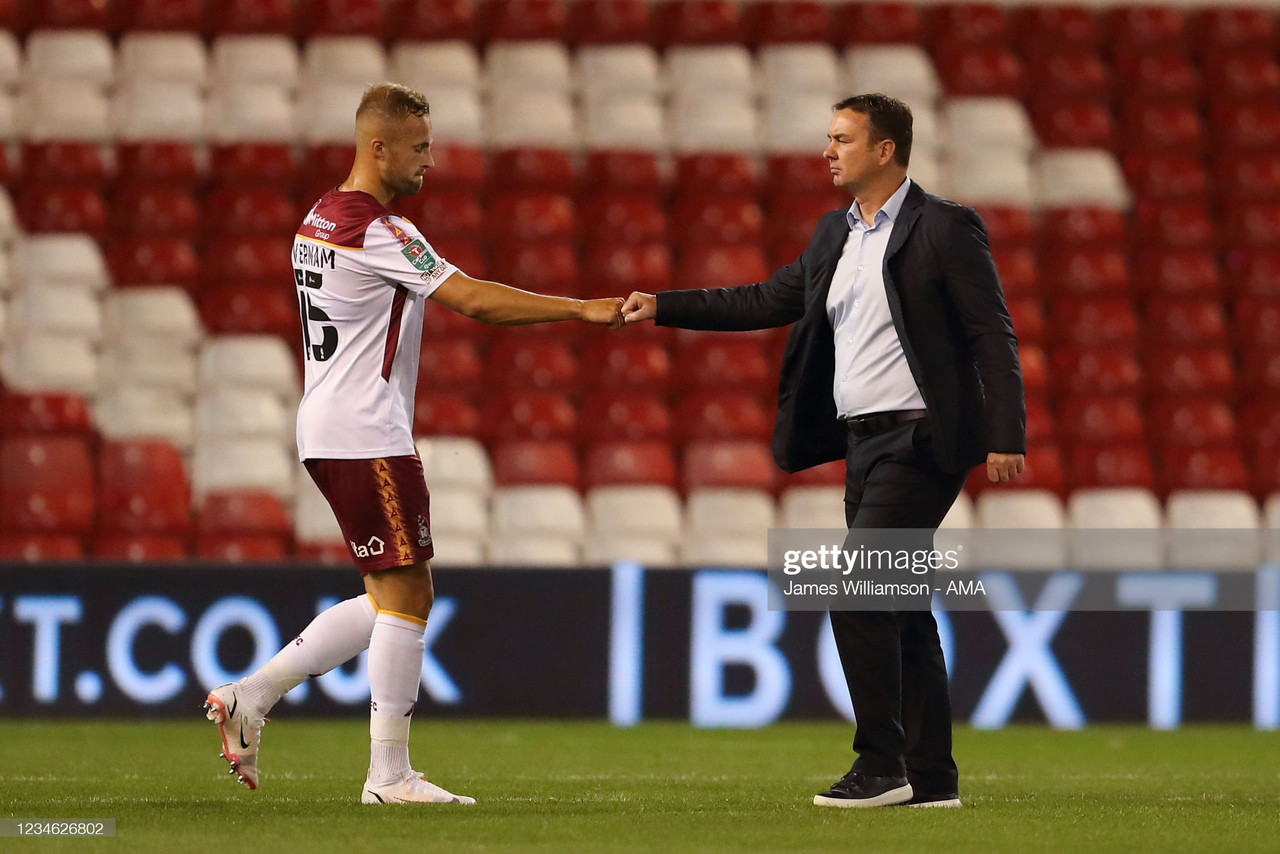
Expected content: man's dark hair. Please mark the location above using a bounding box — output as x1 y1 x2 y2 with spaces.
833 93 912 167
357 82 430 121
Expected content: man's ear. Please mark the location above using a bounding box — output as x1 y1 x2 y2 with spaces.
879 139 896 166
370 138 387 161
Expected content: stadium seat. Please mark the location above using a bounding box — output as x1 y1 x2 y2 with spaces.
668 93 759 154
93 386 193 448
295 81 367 145
767 194 846 255
1215 154 1280 204
113 0 203 31
93 535 189 562
1038 248 1130 296
928 2 1010 48
1113 49 1200 103
967 444 1064 496
1105 5 1187 53
303 0 384 36
491 439 579 488
0 393 91 436
192 439 296 502
1117 102 1203 153
652 0 741 45
486 533 580 567
1142 347 1234 398
757 43 839 96
1049 298 1140 348
583 440 677 488
413 392 480 438
485 147 573 193
584 486 681 567
1131 202 1214 251
99 340 198 396
578 195 666 247
741 1 828 45
1035 150 1130 209
1204 50 1280 102
20 141 107 189
197 489 291 543
666 44 755 98
577 392 672 443
673 152 759 198
210 143 296 191
1066 486 1163 569
389 41 480 95
673 244 770 290
973 490 1066 571
203 187 297 239
575 44 661 98
1066 487 1162 529
1252 448 1280 499
1024 50 1109 103
205 83 296 142
845 45 940 104
0 535 83 561
580 92 666 150
1149 398 1237 449
196 387 290 442
117 32 206 88
945 153 1033 206
762 154 844 199
195 535 290 562
946 97 1035 158
679 533 768 567
388 0 475 41
933 45 1024 98
201 236 293 288
417 87 482 148
1165 489 1260 569
103 288 200 352
1004 299 1043 346
1065 444 1155 491
15 185 106 239
24 30 113 89
485 242 578 296
110 185 199 239
833 2 921 44
1210 101 1280 153
1240 400 1280 452
778 484 846 529
1014 5 1099 52
486 90 575 149
487 42 572 92
1056 395 1145 446
1 335 97 396
579 340 672 393
198 283 299 341
481 393 576 443
415 435 492 494
1142 298 1228 347
674 390 771 443
481 0 566 40
1239 349 1280 398
7 284 102 343
416 339 483 394
1190 7 1275 56
1038 206 1128 250
1226 203 1280 250
491 485 584 539
206 0 293 34
1228 254 1280 298
485 192 575 243
199 335 298 396
682 440 776 492
568 0 651 44
674 338 773 394
1018 344 1048 398
670 196 763 246
685 487 777 539
1024 399 1055 445
1123 152 1207 202
97 439 192 537
1031 102 1114 149
17 80 110 141
0 436 94 534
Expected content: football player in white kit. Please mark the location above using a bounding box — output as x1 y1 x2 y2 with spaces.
204 82 624 804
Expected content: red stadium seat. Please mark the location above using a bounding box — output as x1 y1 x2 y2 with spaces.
1112 50 1200 102
111 185 199 239
683 440 776 491
1204 50 1280 102
767 194 846 251
1005 298 1043 346
0 0 14 32
0 393 92 436
1105 5 1187 54
492 439 580 488
579 150 663 196
977 445 1064 495
1142 347 1235 398
1038 248 1131 296
1024 50 1109 102
116 142 200 189
1215 154 1280 204
202 187 299 239
1234 298 1280 348
675 338 773 393
389 0 475 41
1013 5 1099 52
579 340 672 392
583 440 677 488
1066 444 1155 491
27 0 110 28
1057 396 1145 445
93 535 189 562
927 3 1010 48
671 196 764 246
675 390 771 443
741 0 828 45
568 0 650 43
0 535 83 561
413 392 480 438
1210 102 1280 153
780 458 844 487
299 144 354 198
1051 347 1143 397
0 437 95 535
1122 153 1208 202
1160 446 1250 493
991 248 1038 298
1131 201 1214 250
1143 298 1228 347
1038 206 1128 249
1189 7 1275 56
20 142 107 189
210 143 296 192
199 284 300 341
578 194 667 244
581 243 671 296
833 1 922 44
480 0 566 39
197 490 293 539
303 0 384 36
1251 447 1280 498
486 242 578 296
577 392 672 443
1149 398 1237 448
1049 298 1140 348
108 238 199 290
485 193 576 242
1225 203 1280 249
1240 400 1280 452
1025 398 1055 445
202 237 293 288
1118 102 1204 153
487 148 574 193
205 0 293 33
674 244 770 290
674 153 759 198
195 536 289 562
652 0 741 45
422 292 491 343
1239 348 1280 398
16 185 106 239
393 191 483 241
934 45 1024 98
417 340 484 394
426 144 485 193
1133 250 1220 298
1018 344 1048 399
113 0 203 31
762 155 844 199
481 393 577 443
1031 102 1114 149
970 205 1034 249
430 240 486 281
97 440 190 535
485 341 579 392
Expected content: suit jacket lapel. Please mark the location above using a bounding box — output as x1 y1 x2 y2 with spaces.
808 211 849 311
884 182 926 263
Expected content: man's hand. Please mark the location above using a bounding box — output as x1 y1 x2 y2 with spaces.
581 297 625 329
986 452 1025 483
621 291 657 323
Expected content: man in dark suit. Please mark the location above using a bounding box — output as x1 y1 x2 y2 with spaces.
621 93 1026 809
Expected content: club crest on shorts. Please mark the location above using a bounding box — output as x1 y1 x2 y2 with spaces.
417 515 432 548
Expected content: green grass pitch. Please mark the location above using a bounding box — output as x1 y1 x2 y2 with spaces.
1 720 1276 853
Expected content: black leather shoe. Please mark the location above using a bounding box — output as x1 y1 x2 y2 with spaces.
905 791 962 808
813 770 913 808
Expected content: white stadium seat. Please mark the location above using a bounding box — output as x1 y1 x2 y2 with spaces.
487 533 580 567
423 86 483 145
389 41 482 93
294 467 345 545
1067 487 1163 569
973 489 1067 570
761 92 839 153
93 385 193 447
685 488 777 536
302 36 387 86
1165 490 1261 570
7 284 101 342
939 491 973 529
908 151 944 195
0 31 19 90
943 97 1035 157
24 30 114 88
779 485 846 530
576 44 663 96
580 92 666 150
680 534 768 568
485 89 575 148
192 438 297 501
491 485 585 539
668 93 758 153
845 46 940 105
195 387 291 442
486 41 573 92
1033 149 1130 209
210 35 300 89
583 537 678 568
427 486 489 539
13 235 109 291
98 340 198 395
586 485 683 542
0 91 14 140
205 82 297 142
0 189 17 246
431 535 486 567
759 43 840 97
102 287 202 348
296 81 367 143
945 153 1034 206
666 45 756 96
199 335 299 396
416 436 493 495
17 80 110 141
117 32 207 87
1 334 96 395
112 81 205 142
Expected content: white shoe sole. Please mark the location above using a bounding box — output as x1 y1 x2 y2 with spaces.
909 798 962 808
813 784 913 808
361 778 475 805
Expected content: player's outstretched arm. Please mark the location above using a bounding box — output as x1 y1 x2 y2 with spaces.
430 272 623 328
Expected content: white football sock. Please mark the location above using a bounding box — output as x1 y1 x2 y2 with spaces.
367 610 426 785
238 594 378 715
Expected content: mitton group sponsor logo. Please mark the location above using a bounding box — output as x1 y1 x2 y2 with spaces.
351 536 386 559
302 208 338 237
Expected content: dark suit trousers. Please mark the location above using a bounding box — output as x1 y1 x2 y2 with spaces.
831 418 967 796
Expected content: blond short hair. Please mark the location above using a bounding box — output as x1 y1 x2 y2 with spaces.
356 82 429 121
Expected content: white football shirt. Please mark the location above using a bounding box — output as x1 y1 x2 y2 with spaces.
291 188 460 460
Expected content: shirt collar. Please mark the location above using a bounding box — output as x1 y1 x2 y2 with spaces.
846 176 912 231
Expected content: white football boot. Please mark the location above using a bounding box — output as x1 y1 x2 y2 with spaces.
204 683 265 790
361 772 476 805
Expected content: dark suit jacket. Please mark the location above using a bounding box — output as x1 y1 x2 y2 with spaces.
656 181 1025 475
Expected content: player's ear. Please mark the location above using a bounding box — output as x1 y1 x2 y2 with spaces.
370 138 387 161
